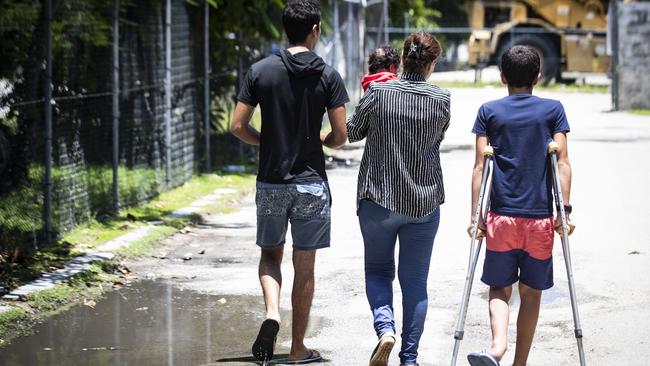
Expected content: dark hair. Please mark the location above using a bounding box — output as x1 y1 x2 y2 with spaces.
500 45 540 87
368 45 401 74
402 32 442 77
282 0 321 45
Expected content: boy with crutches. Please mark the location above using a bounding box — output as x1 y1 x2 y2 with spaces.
465 45 575 366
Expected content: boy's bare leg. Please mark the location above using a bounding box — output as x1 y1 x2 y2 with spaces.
488 285 512 360
513 282 542 366
289 249 317 360
259 247 284 322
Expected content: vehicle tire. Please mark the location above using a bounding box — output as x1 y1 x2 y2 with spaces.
497 34 560 85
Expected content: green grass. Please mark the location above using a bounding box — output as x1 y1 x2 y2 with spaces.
1 172 254 290
115 226 178 257
629 109 650 116
62 218 138 249
434 81 609 94
137 174 251 214
0 164 160 252
0 307 27 344
63 173 253 249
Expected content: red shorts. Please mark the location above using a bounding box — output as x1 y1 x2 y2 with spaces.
481 212 555 290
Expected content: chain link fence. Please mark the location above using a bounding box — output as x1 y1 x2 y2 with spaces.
1 0 501 257
0 0 248 255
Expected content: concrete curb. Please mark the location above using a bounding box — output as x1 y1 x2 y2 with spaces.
3 252 114 301
1 186 238 302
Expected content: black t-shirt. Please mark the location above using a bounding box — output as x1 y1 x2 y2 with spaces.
237 50 349 184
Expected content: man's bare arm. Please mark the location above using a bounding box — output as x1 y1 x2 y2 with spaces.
230 102 260 145
467 135 488 239
553 132 572 205
321 105 347 149
553 132 574 234
470 135 489 235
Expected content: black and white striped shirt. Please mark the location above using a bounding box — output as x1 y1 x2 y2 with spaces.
347 72 450 218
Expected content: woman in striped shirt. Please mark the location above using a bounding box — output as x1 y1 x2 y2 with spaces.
347 32 450 366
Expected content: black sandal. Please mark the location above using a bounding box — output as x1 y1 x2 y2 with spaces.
284 349 322 364
252 319 280 362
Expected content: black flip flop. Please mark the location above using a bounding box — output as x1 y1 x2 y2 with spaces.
252 319 280 362
282 349 322 364
467 351 500 366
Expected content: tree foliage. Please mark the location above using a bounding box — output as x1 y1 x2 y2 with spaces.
0 1 42 79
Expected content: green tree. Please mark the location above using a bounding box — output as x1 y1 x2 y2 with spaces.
0 1 42 79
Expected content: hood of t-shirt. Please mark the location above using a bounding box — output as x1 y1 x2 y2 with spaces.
280 50 325 78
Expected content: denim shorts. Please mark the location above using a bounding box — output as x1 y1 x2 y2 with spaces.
255 181 331 250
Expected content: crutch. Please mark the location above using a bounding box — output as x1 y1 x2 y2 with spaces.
450 146 494 366
548 141 586 366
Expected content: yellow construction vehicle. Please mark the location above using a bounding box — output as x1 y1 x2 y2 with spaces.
467 0 610 82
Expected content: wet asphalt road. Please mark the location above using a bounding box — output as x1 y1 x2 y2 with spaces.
2 88 649 366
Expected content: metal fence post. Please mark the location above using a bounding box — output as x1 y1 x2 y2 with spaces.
611 0 620 111
237 29 244 163
382 0 389 43
112 0 120 212
43 0 53 245
204 0 211 172
332 0 339 67
358 3 366 101
346 1 354 95
165 0 172 186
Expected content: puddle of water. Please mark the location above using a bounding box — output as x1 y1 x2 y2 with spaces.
0 280 289 366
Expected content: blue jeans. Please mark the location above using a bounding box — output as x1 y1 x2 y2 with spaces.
358 199 440 365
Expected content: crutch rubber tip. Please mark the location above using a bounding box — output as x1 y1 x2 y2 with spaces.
483 146 494 157
454 330 464 340
548 141 559 153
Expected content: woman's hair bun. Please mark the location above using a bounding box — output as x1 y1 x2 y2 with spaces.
402 32 442 76
407 43 422 59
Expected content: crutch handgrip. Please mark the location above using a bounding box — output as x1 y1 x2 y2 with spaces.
555 220 576 236
548 141 559 154
467 225 486 239
483 146 494 157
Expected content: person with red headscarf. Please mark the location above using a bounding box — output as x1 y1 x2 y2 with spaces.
361 44 401 92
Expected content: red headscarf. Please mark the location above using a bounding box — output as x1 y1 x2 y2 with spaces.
361 71 398 92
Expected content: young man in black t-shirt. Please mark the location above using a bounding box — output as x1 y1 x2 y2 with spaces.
230 0 348 363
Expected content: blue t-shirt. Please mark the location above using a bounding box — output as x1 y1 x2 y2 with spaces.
472 94 570 218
